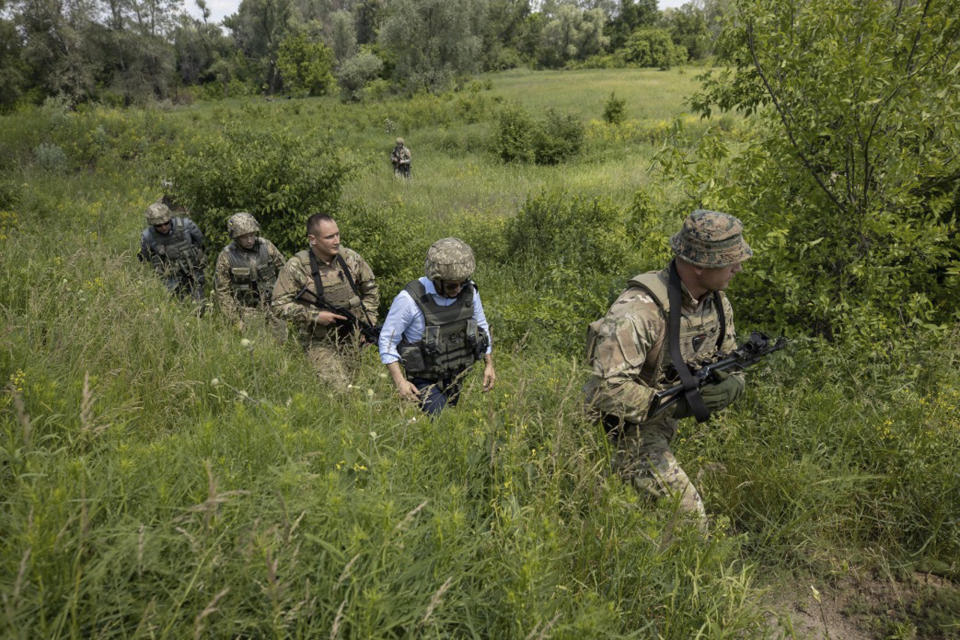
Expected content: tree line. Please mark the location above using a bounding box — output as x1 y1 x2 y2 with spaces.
0 0 727 108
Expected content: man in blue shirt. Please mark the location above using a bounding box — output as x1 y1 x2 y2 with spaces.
379 237 496 415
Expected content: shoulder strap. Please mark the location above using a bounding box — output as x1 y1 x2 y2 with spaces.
336 254 360 297
667 260 711 423
713 291 726 351
308 250 324 301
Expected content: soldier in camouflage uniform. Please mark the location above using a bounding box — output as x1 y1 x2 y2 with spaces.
271 213 379 388
378 237 495 416
214 212 286 327
138 201 206 301
391 137 412 179
584 210 753 528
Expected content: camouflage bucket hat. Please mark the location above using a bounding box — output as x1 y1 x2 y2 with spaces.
670 209 753 268
424 237 475 281
145 202 173 226
227 212 260 238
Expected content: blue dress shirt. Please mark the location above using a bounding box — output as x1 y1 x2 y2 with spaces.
378 277 492 364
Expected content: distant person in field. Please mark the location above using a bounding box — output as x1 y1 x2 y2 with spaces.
271 214 379 389
138 201 206 302
584 210 753 530
213 212 286 329
378 237 495 416
391 137 412 179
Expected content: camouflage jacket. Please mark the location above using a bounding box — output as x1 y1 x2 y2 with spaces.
391 145 411 165
138 217 205 290
583 265 739 424
214 237 286 321
271 247 379 342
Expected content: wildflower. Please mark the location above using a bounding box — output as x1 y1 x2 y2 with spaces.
240 338 252 348
366 389 374 397
210 377 220 387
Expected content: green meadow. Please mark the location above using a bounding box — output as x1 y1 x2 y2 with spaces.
1 68 958 638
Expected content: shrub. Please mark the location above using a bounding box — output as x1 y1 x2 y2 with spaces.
494 102 537 163
337 51 385 102
532 108 585 165
166 126 348 255
493 189 649 353
623 27 687 69
602 92 627 125
493 104 584 165
276 33 335 97
34 142 68 172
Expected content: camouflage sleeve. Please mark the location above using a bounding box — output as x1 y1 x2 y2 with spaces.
213 250 240 321
345 249 380 324
265 240 286 273
718 293 745 385
184 218 205 247
585 296 665 423
271 257 319 329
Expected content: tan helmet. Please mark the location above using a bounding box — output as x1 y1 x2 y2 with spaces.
670 209 753 268
227 211 260 238
424 237 475 282
396 137 404 146
145 201 173 226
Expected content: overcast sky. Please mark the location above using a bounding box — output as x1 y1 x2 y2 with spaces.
186 0 690 26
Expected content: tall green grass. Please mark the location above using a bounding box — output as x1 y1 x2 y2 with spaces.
2 68 958 637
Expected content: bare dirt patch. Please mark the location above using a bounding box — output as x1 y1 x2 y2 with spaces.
765 569 960 639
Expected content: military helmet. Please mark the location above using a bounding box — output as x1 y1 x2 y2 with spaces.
424 237 475 282
227 211 260 238
670 209 753 268
145 202 173 226
396 137 404 146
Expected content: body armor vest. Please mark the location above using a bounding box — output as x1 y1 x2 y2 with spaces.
626 272 726 387
295 250 361 311
226 240 277 307
148 218 203 274
397 280 487 382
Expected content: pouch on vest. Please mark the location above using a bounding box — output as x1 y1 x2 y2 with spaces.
231 267 253 284
422 325 441 358
398 340 427 372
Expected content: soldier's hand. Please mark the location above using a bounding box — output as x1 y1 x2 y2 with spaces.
314 310 348 326
700 371 745 412
482 362 496 392
396 379 421 402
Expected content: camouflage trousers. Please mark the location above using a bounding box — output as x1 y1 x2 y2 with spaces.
302 338 359 391
608 414 707 527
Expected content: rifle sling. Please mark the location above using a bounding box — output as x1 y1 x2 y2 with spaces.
667 260 712 423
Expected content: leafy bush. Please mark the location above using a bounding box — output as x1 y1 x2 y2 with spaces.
34 142 68 172
602 92 626 125
276 33 335 97
493 189 651 353
494 102 536 163
337 51 384 102
623 27 687 69
493 104 584 165
166 126 348 255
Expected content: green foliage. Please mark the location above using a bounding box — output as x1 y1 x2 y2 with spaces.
493 103 584 165
676 0 960 340
378 0 484 93
623 27 687 69
493 189 651 353
337 51 385 102
276 33 335 97
602 91 626 125
535 5 610 68
166 126 348 255
493 102 537 162
33 142 68 173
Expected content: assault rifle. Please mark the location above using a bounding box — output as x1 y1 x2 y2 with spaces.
647 331 787 420
294 287 381 346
